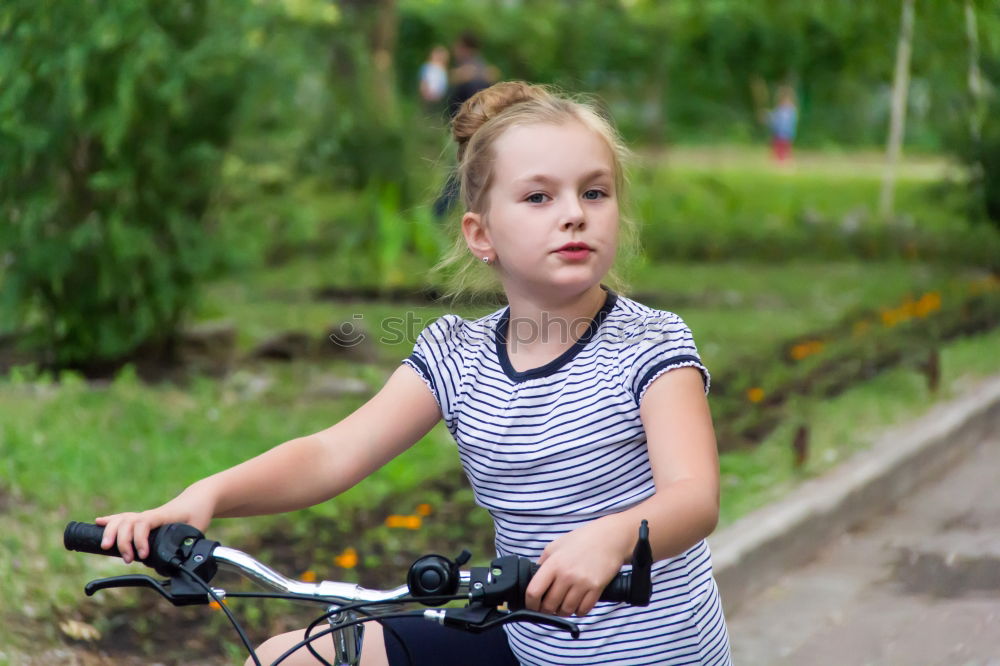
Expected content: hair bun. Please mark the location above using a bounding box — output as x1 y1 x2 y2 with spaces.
452 81 549 161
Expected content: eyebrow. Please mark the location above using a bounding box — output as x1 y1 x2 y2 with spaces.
513 168 613 186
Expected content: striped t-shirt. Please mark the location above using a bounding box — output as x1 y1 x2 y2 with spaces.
403 288 732 666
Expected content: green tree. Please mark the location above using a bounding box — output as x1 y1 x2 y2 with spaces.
0 1 263 369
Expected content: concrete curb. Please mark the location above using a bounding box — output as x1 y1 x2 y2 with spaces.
709 374 1000 616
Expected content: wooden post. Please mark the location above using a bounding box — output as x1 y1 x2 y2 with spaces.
792 423 810 470
924 348 940 394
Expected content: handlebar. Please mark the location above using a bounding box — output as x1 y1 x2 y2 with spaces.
65 518 654 663
64 520 653 609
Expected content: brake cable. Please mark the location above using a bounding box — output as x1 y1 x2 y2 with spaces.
174 566 262 666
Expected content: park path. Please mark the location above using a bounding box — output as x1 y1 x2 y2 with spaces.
726 435 1000 665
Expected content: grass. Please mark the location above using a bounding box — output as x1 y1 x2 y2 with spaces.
0 362 459 520
625 145 1000 266
629 260 957 370
646 145 951 181
635 144 959 230
0 359 459 658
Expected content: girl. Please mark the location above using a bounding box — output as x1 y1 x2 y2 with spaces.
97 81 732 665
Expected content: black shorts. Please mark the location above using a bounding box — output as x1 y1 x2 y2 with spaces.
382 616 518 666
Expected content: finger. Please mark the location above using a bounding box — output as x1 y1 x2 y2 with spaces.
133 521 151 560
95 516 109 525
100 519 118 550
577 589 601 617
558 585 585 618
116 521 135 564
540 577 571 616
525 563 555 612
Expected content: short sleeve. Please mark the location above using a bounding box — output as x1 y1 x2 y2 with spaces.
622 311 710 405
401 314 467 424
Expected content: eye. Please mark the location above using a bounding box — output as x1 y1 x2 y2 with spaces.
583 188 607 200
525 192 549 204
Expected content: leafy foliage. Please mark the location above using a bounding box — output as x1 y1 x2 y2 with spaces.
0 1 264 367
397 0 999 148
958 55 1000 234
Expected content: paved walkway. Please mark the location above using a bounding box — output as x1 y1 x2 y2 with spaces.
727 436 1000 665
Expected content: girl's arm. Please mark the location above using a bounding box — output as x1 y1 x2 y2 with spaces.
97 365 441 563
525 366 720 617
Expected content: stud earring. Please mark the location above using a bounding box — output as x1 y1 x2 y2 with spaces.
482 256 491 264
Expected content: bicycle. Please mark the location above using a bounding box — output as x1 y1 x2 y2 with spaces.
64 519 654 665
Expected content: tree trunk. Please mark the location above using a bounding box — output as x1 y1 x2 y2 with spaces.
879 0 915 221
370 0 398 123
965 0 984 142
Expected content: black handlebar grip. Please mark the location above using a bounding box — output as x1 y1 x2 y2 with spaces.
598 571 631 603
525 560 631 603
63 521 164 561
64 521 121 557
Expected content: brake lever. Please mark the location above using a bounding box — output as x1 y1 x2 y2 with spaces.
85 574 175 603
84 573 216 607
484 610 580 639
439 606 580 639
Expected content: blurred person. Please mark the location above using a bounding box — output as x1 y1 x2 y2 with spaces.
445 31 497 118
419 45 449 107
434 31 499 219
767 84 798 163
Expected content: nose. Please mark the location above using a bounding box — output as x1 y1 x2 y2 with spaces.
559 197 585 231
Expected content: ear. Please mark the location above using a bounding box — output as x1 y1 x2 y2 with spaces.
461 211 494 260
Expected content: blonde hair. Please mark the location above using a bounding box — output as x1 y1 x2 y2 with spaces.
432 81 639 303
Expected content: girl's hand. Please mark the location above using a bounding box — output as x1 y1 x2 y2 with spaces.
95 486 215 564
524 518 633 618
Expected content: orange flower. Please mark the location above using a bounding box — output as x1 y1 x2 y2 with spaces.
415 503 433 517
334 547 358 569
385 515 422 529
299 570 317 583
790 340 824 361
880 308 900 328
914 291 941 318
881 294 926 327
746 387 765 403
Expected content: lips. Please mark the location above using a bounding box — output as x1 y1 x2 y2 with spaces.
554 242 592 252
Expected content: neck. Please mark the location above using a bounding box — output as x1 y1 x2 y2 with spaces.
504 284 608 354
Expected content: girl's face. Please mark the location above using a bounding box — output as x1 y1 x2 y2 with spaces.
464 121 620 301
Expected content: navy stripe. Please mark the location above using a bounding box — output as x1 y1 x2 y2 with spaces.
634 354 707 403
402 356 434 394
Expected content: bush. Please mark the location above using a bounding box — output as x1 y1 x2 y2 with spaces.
0 1 262 368
963 58 1000 235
